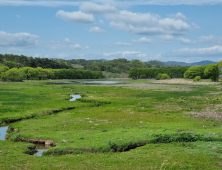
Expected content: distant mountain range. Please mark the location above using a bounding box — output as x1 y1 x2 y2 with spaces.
164 60 217 66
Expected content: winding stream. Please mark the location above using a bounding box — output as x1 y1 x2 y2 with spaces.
0 94 81 156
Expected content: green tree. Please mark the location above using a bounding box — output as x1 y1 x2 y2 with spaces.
184 66 206 79
204 64 220 82
217 61 222 76
27 68 39 79
1 68 23 81
37 67 48 80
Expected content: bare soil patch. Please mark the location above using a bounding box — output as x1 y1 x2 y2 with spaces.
153 78 220 85
186 104 222 121
109 83 192 91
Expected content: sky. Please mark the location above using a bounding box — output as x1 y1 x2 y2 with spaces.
0 0 222 63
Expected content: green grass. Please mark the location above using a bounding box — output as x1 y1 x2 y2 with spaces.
1 79 222 169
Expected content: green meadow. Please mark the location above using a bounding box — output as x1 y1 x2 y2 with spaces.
1 79 222 169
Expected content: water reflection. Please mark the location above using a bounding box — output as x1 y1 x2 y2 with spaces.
70 94 81 101
0 126 8 141
48 81 126 85
33 144 52 156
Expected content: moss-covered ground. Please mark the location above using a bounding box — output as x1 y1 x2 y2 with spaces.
0 79 222 169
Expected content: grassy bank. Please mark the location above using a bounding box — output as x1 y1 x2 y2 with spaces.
1 79 222 169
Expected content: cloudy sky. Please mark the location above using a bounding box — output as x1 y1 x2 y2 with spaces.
0 0 222 63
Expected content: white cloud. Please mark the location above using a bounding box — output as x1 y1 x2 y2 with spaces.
132 37 154 43
198 35 222 44
0 1 81 7
6 47 23 52
106 10 190 35
16 14 21 18
155 45 222 62
70 44 82 49
0 31 39 46
103 51 146 57
50 43 63 51
56 10 95 24
80 2 117 14
178 38 196 44
173 45 222 55
99 19 105 24
159 35 174 42
57 53 70 59
192 22 201 29
167 12 188 21
1 0 222 7
130 0 222 6
70 44 89 50
88 27 106 33
63 38 73 44
115 42 131 46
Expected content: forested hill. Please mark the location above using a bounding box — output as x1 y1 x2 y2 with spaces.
0 54 187 74
64 59 179 74
0 54 71 69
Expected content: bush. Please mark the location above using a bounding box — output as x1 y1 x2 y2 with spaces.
204 64 220 82
155 73 170 80
140 74 147 79
1 68 24 81
184 66 206 79
161 73 170 79
193 76 201 82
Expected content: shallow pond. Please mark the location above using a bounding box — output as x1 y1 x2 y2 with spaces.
48 81 127 85
34 144 53 156
69 94 81 101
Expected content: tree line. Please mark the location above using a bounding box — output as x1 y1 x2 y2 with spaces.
128 67 189 79
128 63 221 81
0 66 103 82
184 64 220 81
82 59 182 74
0 54 71 69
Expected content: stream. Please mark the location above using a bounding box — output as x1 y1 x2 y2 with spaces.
0 94 81 156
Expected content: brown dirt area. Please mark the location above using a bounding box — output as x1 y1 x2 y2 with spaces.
104 83 192 91
152 78 220 85
186 104 222 121
97 78 221 91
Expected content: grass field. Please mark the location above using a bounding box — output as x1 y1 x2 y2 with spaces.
0 79 222 169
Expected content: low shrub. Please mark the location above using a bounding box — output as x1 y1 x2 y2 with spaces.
193 76 201 82
155 73 170 80
151 133 219 143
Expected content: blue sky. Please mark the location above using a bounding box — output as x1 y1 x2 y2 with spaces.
0 0 222 63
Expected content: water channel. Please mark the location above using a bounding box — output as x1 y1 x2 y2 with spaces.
0 94 81 156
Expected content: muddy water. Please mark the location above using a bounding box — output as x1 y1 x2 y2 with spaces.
69 94 81 101
0 126 8 140
34 144 53 156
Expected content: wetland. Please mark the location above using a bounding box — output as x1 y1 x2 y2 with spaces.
0 79 222 169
